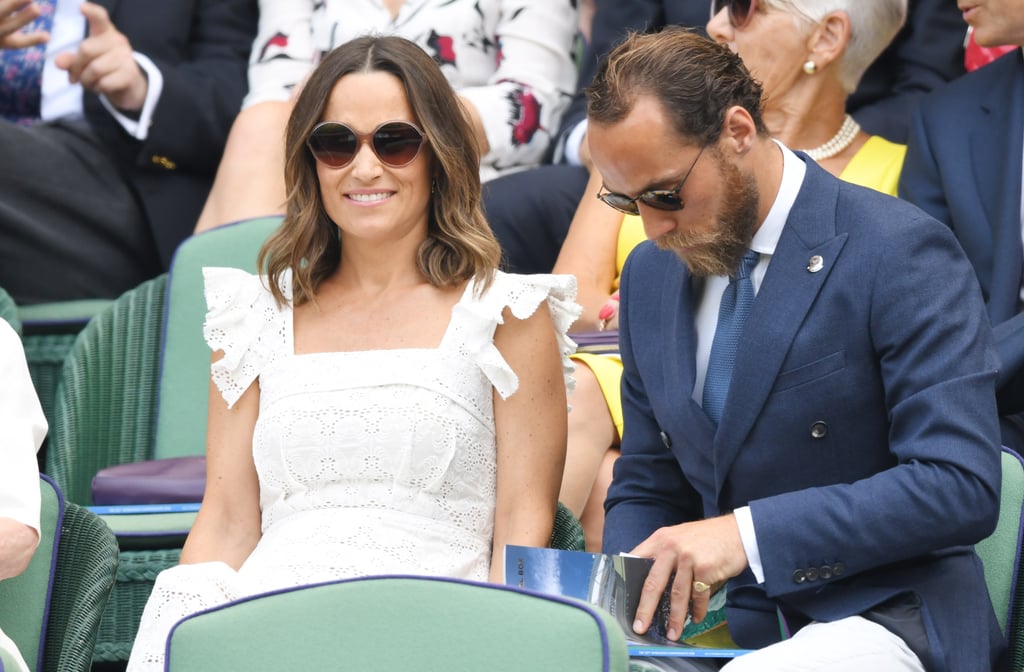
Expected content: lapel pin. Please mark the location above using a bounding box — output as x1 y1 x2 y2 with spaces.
807 255 824 273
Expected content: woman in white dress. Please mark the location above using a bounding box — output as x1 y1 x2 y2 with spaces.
127 35 578 671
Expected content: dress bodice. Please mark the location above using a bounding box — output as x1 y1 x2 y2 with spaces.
201 266 579 581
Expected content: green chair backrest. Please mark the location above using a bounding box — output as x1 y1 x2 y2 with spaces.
153 217 283 460
166 575 629 672
976 447 1024 665
0 476 62 672
40 499 119 672
49 276 167 504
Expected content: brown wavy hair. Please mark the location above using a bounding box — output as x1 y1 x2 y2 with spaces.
259 35 501 306
586 27 770 147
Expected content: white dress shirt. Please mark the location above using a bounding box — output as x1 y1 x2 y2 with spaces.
693 140 806 584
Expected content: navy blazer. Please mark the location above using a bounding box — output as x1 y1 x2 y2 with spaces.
83 0 258 267
605 158 1004 671
900 50 1024 418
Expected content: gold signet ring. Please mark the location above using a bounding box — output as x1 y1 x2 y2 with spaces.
693 580 711 594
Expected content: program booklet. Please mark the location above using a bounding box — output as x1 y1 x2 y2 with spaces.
504 545 749 659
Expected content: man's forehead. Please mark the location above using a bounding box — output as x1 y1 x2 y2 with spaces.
589 107 698 193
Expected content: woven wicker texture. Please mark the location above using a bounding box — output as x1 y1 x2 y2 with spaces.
48 275 167 505
41 502 119 672
552 502 585 551
93 548 182 662
23 333 77 435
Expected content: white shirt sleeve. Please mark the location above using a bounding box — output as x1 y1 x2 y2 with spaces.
733 505 765 584
562 119 588 167
99 51 164 141
0 321 46 535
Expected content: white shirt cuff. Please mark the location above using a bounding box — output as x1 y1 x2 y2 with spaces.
100 52 164 141
563 119 588 167
734 505 765 584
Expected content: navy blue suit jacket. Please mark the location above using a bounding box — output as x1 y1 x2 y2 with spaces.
900 50 1024 420
605 158 1004 671
84 0 258 267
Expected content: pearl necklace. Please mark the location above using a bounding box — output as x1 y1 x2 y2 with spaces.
800 114 861 161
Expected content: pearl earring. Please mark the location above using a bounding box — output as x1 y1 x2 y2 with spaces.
803 60 817 75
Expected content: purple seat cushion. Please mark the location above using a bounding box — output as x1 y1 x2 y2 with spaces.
91 456 205 505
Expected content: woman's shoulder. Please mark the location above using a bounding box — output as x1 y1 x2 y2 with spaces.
202 267 293 409
458 270 581 400
469 270 579 322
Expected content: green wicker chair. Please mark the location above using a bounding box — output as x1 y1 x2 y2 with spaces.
18 298 114 442
166 575 628 672
976 447 1024 671
0 476 118 672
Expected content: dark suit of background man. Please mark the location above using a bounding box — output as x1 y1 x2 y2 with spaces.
483 0 967 277
899 0 1024 455
0 0 258 304
590 28 1004 672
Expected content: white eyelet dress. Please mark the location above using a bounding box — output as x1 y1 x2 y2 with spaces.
126 267 579 672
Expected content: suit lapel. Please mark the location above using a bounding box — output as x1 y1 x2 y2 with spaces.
711 161 849 495
973 52 1024 323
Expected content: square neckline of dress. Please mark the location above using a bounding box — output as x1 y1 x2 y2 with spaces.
284 275 477 358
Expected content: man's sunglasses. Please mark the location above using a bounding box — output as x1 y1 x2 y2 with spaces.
306 120 427 169
711 0 758 29
596 146 706 216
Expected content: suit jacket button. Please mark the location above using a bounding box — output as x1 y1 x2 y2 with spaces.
151 154 177 170
810 421 828 439
792 569 807 584
819 565 833 580
805 567 819 582
660 431 671 449
832 562 845 577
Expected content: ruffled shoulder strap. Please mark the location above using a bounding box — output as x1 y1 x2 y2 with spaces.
202 267 292 408
456 270 580 400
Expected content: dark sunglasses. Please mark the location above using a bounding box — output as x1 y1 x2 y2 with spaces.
306 120 426 169
596 146 706 216
711 0 757 29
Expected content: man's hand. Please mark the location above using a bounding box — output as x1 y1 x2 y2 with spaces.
54 2 147 111
630 514 748 641
0 0 49 50
0 517 38 581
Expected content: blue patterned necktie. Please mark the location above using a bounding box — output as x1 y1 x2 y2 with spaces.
0 0 56 125
702 250 760 425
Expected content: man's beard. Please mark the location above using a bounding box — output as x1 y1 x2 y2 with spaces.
656 155 760 277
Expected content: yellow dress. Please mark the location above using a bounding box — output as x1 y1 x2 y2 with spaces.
572 136 907 437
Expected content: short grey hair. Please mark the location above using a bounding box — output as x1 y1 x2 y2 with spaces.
766 0 907 93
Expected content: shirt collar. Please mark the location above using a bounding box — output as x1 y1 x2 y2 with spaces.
749 139 806 257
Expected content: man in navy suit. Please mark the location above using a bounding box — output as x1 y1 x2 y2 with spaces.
0 0 257 304
899 0 1024 454
591 29 1004 671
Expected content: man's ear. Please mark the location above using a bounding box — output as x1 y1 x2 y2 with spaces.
805 11 852 73
721 105 759 156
